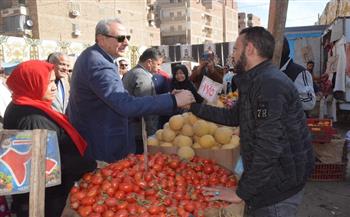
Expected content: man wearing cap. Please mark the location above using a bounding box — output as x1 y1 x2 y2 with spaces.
190 50 224 89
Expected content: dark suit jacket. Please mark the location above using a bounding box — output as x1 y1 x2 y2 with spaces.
67 44 175 162
52 76 70 113
123 64 158 137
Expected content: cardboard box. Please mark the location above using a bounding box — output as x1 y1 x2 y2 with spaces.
147 145 240 173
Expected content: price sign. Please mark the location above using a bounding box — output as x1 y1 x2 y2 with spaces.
198 75 223 103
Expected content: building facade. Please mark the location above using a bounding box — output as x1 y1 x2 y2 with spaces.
238 12 261 32
318 0 350 25
156 0 238 45
0 0 160 46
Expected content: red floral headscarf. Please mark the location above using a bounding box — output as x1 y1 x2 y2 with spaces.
6 60 87 156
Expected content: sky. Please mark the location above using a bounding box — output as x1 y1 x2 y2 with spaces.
237 0 330 27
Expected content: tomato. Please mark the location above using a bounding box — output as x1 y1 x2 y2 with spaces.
125 192 137 203
110 178 120 189
119 182 134 193
115 209 129 217
136 180 147 189
83 173 93 182
126 203 138 214
78 205 93 217
92 203 106 213
74 191 87 201
168 159 179 169
105 198 118 207
81 196 96 206
203 165 214 174
116 200 128 210
114 190 125 200
184 201 195 213
87 185 99 197
72 153 234 216
101 168 113 177
173 191 184 201
148 205 160 215
208 176 219 186
91 174 103 185
145 188 156 196
102 210 114 217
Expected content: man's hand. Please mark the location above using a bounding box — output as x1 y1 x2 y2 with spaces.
202 186 243 203
173 89 195 108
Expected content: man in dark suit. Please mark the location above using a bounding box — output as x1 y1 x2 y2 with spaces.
48 52 71 114
123 48 163 154
67 18 195 163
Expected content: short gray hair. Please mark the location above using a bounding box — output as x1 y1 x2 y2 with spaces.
95 18 123 38
47 52 68 64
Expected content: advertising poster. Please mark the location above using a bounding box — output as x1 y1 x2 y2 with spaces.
0 130 61 195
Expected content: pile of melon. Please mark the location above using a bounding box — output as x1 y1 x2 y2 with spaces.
147 112 240 160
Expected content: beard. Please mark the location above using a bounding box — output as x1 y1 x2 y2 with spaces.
233 50 247 74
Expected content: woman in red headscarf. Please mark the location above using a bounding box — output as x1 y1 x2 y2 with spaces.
3 60 96 217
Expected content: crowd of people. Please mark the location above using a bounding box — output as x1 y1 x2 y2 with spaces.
0 17 317 217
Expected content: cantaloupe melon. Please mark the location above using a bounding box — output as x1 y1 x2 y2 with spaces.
230 135 240 146
155 129 163 141
193 120 209 137
147 137 159 146
173 135 192 147
188 112 198 125
162 128 176 142
177 146 195 160
208 122 218 135
199 135 216 148
181 124 194 137
214 127 233 144
169 115 185 131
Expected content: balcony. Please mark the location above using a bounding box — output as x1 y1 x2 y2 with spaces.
161 15 186 22
161 30 186 36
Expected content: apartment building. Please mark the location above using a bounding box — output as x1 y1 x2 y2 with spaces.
318 0 350 25
238 12 261 32
155 0 238 45
0 0 160 46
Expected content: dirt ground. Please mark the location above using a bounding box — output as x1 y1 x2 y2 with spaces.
297 122 350 217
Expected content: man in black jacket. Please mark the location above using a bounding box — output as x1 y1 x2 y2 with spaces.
192 27 314 217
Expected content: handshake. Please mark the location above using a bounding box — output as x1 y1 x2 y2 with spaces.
172 89 196 109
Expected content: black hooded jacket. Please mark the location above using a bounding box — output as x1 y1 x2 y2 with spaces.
190 60 314 209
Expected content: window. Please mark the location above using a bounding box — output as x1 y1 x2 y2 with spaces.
170 12 174 17
170 0 174 3
18 0 26 5
177 11 181 17
178 25 182 31
170 26 175 31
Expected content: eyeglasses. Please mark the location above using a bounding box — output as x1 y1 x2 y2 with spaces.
103 34 131 42
120 64 128 67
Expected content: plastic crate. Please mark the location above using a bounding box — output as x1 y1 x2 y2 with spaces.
310 140 348 181
309 162 347 181
310 127 337 144
307 118 332 127
307 118 337 144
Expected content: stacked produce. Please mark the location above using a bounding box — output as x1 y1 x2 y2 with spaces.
69 153 237 217
218 91 238 108
148 112 240 160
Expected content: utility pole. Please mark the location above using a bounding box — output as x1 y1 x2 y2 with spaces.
185 0 188 44
268 0 289 67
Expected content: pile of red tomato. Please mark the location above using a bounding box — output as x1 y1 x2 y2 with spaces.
69 153 237 217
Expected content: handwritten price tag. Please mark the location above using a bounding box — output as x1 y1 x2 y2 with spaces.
198 76 223 103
